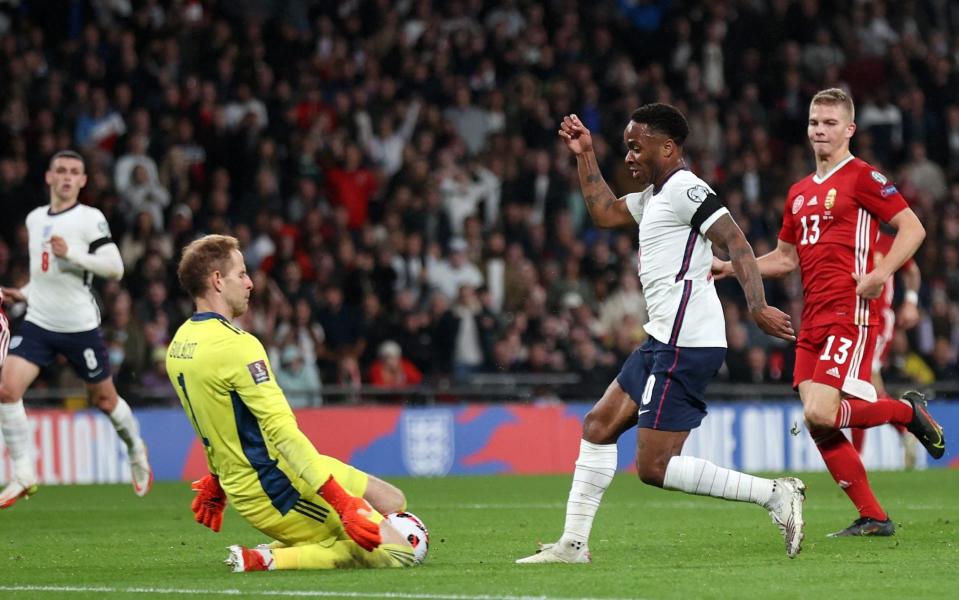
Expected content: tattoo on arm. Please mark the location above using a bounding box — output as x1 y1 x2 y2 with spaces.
706 215 767 311
728 240 767 311
578 153 620 226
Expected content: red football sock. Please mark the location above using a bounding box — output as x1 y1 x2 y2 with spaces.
835 397 912 429
876 393 911 434
850 428 865 454
814 429 887 520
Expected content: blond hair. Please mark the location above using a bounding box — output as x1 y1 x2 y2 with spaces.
177 235 240 299
811 88 855 121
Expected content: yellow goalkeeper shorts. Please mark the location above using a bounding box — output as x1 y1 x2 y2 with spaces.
240 456 372 546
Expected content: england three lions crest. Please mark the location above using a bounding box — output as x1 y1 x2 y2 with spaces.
401 410 454 477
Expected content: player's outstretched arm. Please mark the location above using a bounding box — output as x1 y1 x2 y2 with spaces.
559 114 633 229
739 238 799 279
713 240 798 280
706 214 796 341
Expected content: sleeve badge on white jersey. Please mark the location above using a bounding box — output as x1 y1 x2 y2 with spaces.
686 185 709 203
97 220 111 236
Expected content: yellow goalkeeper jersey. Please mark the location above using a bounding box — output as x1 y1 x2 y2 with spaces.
166 311 350 520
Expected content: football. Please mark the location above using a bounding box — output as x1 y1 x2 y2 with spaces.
386 511 430 564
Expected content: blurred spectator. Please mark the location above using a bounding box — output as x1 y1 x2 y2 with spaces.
121 166 171 229
139 346 178 404
450 285 492 381
102 290 150 399
930 338 959 381
275 344 323 408
326 143 378 231
443 86 490 156
74 87 126 153
114 134 160 196
599 269 647 339
369 340 423 388
315 285 365 380
903 142 948 203
427 238 484 300
723 322 752 383
356 99 422 179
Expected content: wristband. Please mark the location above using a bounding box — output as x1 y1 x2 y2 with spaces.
904 290 919 305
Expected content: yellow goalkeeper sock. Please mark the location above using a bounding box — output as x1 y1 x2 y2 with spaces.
272 541 415 570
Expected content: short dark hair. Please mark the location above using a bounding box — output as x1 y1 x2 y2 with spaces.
630 104 690 146
811 87 855 121
48 149 86 171
177 234 240 299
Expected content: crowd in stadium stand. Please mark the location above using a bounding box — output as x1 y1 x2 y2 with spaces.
0 0 958 404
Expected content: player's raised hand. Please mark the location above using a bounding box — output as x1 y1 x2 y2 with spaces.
750 305 796 342
558 114 593 156
320 475 382 552
711 257 733 280
49 235 69 257
851 270 884 299
191 474 227 532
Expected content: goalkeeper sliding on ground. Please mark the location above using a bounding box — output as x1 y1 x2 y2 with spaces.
166 234 418 571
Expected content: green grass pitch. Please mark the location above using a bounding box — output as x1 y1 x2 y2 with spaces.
1 471 957 599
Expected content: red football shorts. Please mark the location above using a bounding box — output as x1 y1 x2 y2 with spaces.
793 322 877 401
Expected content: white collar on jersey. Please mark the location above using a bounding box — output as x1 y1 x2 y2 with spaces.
812 154 855 184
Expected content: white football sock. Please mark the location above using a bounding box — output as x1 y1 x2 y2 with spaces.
561 439 618 544
108 397 144 455
0 400 35 483
663 455 774 507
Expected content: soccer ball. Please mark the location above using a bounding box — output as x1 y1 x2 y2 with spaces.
386 511 429 564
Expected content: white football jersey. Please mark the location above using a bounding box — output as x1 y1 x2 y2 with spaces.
625 170 728 348
24 203 114 332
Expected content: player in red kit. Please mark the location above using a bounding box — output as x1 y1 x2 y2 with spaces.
715 88 945 537
849 228 921 464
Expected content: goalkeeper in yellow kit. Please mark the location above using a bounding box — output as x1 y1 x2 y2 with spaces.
167 234 417 571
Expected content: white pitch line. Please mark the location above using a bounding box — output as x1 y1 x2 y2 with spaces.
0 585 638 600
436 501 742 510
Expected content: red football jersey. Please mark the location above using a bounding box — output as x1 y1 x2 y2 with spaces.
779 157 909 329
873 229 917 333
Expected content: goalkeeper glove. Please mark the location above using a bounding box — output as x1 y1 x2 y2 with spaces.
319 475 382 551
191 474 227 532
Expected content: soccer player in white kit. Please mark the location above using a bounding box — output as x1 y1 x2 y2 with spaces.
516 106 804 562
0 150 153 508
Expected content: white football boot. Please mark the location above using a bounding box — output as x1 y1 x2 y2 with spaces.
0 458 39 510
0 478 39 509
129 443 153 497
516 538 591 564
764 477 806 558
225 545 273 572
